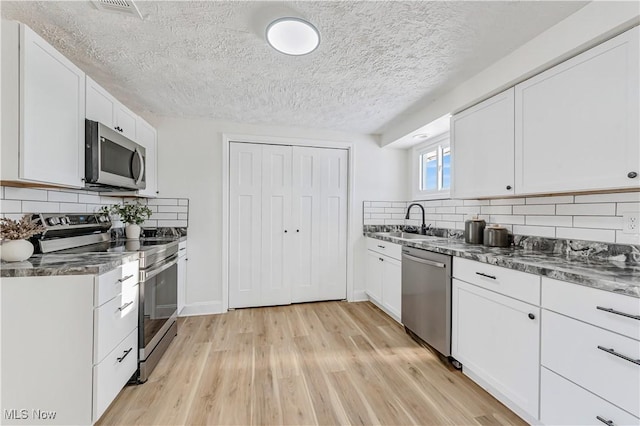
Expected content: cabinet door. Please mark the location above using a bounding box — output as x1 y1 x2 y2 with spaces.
291 147 348 303
136 118 157 197
86 76 115 127
365 250 383 304
177 254 187 315
451 88 515 198
381 256 401 321
515 26 639 194
20 24 85 187
452 278 540 419
114 104 137 141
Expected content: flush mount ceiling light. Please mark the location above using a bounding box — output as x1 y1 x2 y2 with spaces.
266 17 320 56
413 133 430 140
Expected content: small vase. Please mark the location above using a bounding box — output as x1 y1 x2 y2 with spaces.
125 224 141 240
0 239 34 262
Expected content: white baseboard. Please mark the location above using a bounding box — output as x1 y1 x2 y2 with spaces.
350 289 368 302
179 300 223 317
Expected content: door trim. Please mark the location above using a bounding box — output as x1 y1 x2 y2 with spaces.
222 134 355 313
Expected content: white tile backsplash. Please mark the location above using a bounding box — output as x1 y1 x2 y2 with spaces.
556 203 616 216
0 186 189 229
364 190 640 244
4 187 47 201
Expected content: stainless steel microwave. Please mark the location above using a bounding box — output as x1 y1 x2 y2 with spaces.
85 119 146 191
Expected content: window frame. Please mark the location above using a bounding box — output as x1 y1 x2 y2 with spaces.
411 132 451 201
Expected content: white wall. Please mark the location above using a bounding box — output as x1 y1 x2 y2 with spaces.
154 117 407 314
382 1 640 146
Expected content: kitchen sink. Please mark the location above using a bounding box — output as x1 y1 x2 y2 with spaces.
375 231 435 240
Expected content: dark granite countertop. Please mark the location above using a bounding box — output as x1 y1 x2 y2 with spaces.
366 232 640 298
1 252 140 278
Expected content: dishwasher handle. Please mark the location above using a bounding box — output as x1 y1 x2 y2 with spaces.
402 253 446 268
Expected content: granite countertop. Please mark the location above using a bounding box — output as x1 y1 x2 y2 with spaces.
1 252 140 278
366 232 640 298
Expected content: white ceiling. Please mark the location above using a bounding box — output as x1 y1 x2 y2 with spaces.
1 1 587 135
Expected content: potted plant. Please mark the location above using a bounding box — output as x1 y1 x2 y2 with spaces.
0 215 45 262
101 201 152 240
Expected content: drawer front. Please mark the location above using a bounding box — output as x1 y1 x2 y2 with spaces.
541 367 639 426
94 283 138 364
93 328 137 423
366 237 402 260
453 257 541 305
96 260 139 307
542 277 640 341
178 240 187 257
542 310 640 417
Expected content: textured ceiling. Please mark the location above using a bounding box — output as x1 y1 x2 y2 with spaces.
1 1 587 134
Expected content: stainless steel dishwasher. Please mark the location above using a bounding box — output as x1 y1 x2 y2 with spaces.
401 246 452 357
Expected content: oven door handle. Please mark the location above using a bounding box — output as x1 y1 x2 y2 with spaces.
140 253 178 281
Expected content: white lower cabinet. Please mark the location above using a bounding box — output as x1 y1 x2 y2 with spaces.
541 367 640 426
365 238 402 322
452 278 540 421
540 277 640 424
0 260 139 425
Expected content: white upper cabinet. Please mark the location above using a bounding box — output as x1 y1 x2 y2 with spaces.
136 117 158 197
86 76 138 141
86 76 115 127
1 21 85 188
451 88 515 198
515 26 639 195
114 104 137 141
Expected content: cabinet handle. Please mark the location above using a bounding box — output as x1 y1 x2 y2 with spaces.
284 230 288 233
506 185 512 190
118 301 134 311
475 272 497 280
597 345 640 366
117 347 133 363
596 415 616 426
117 274 135 283
628 172 638 179
377 245 386 249
528 313 535 320
179 247 186 251
296 229 300 233
596 306 640 321
379 257 384 262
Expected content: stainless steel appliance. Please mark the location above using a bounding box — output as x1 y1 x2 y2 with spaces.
85 119 146 191
401 246 452 357
31 213 178 383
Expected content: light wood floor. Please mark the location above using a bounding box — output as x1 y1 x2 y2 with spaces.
98 301 526 426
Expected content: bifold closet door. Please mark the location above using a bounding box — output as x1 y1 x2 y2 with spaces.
291 147 348 303
229 142 347 309
229 143 292 309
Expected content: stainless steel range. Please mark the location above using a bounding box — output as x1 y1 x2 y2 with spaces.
32 212 179 383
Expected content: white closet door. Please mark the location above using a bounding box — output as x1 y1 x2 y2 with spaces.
291 147 348 303
229 143 263 309
260 145 293 307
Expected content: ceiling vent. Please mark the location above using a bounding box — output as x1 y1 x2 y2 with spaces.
91 0 143 19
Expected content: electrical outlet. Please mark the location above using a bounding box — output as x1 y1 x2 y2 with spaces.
623 212 640 234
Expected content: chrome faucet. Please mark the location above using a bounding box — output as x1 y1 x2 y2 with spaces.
405 203 430 235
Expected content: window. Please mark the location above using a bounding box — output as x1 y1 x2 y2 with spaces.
412 132 450 200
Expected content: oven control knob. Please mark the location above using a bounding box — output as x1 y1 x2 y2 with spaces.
59 217 68 225
47 217 59 226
